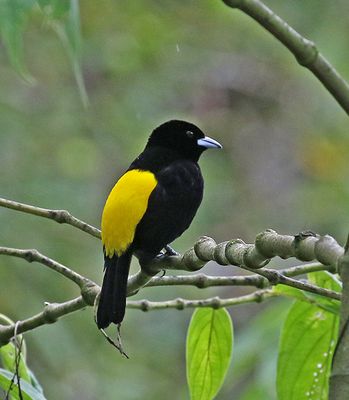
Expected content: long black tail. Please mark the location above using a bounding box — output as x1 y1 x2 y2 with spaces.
96 248 133 329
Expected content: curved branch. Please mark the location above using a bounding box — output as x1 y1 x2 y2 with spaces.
0 246 95 290
0 197 100 239
222 0 349 114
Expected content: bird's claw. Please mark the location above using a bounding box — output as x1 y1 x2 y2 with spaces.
164 244 180 257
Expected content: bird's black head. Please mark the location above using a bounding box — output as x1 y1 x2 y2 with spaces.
146 120 222 162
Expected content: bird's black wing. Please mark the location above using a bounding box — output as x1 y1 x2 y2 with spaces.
133 159 204 263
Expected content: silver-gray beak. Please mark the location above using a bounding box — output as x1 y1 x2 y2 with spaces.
197 136 222 149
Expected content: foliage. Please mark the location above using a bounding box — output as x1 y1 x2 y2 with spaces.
186 308 233 400
277 272 340 400
0 314 46 400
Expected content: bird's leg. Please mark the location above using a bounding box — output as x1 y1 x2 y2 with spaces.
164 244 180 257
99 325 129 359
153 245 180 276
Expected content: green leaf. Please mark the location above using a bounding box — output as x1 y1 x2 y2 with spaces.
0 368 47 400
36 0 70 19
0 342 31 383
51 0 89 108
308 271 342 292
273 271 341 315
186 308 233 400
277 299 339 400
304 271 342 315
0 0 35 82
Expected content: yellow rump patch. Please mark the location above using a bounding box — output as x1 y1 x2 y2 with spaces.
101 169 157 257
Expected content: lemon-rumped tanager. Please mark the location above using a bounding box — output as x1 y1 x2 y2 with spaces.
96 120 222 329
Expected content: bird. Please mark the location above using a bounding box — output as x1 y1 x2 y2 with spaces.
96 119 222 329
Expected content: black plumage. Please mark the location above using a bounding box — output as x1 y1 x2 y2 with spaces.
97 120 222 329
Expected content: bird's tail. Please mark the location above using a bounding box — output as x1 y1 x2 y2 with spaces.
96 248 133 329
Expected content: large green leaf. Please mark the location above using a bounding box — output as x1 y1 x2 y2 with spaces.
277 298 339 400
0 368 47 400
186 308 233 400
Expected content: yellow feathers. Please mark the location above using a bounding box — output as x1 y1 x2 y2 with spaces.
101 169 157 257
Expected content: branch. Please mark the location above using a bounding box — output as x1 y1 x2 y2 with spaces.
0 197 100 239
144 230 343 276
0 296 88 346
127 289 277 311
222 0 349 115
0 230 343 345
330 242 349 398
144 262 331 289
0 246 93 290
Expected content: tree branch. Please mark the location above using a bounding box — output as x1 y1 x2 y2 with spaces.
0 197 100 239
222 0 349 114
0 296 88 346
143 262 331 289
330 242 349 398
0 197 345 344
127 289 278 311
0 246 94 290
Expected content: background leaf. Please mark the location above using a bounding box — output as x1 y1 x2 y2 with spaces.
0 368 47 400
0 342 31 383
0 0 35 82
277 297 339 400
37 0 70 19
186 308 233 400
49 0 89 108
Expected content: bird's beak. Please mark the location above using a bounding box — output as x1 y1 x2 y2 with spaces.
197 136 223 149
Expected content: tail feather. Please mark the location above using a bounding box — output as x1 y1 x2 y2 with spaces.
97 248 133 329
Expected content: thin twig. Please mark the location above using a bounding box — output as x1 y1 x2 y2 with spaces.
0 197 100 239
0 246 93 290
127 290 278 311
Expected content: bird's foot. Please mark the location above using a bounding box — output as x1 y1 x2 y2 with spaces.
99 324 129 359
164 244 180 257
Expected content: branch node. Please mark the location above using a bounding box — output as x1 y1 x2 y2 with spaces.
264 270 281 285
49 210 69 224
81 282 100 306
23 249 39 263
254 229 278 258
211 296 221 309
140 300 149 312
294 38 318 67
213 241 230 265
225 239 246 266
175 298 185 310
293 231 319 261
42 303 59 324
194 236 217 261
182 248 205 271
315 235 344 268
195 273 209 289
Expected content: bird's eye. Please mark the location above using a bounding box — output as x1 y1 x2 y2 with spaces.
186 130 194 139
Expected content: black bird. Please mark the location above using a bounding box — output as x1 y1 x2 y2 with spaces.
96 120 222 329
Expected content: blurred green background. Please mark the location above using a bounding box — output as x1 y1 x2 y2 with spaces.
0 0 348 399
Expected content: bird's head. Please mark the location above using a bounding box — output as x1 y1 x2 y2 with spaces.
146 120 222 162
